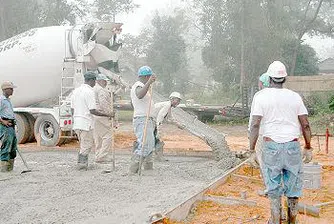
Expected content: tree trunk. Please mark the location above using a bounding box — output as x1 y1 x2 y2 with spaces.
290 0 324 76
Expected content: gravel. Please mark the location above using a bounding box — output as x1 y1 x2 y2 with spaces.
0 150 227 224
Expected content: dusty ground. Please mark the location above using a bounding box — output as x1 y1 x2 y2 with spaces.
1 122 333 224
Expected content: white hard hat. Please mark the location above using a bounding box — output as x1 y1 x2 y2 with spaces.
267 61 287 78
169 92 182 100
96 74 109 81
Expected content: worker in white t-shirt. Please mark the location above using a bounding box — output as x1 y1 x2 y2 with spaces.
71 71 113 170
152 92 182 161
129 66 156 174
249 61 312 224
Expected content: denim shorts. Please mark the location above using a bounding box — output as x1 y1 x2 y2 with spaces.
262 140 303 198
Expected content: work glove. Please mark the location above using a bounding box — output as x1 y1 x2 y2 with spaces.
302 148 313 163
246 150 259 168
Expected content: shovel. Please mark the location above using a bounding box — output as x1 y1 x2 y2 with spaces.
16 148 32 174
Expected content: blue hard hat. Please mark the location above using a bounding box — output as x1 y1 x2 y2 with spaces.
138 66 153 76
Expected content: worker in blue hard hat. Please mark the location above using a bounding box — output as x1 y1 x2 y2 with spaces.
129 66 157 174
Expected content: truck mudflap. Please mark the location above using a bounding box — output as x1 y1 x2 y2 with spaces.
153 93 237 167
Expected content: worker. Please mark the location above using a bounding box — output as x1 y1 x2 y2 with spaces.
129 66 156 174
93 74 113 163
0 81 17 172
71 71 113 170
152 91 182 161
249 61 312 224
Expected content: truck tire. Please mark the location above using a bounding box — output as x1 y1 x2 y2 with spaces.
34 114 64 147
24 113 36 142
15 113 31 144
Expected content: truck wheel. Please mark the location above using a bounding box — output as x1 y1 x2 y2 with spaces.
15 113 31 144
34 114 64 147
24 113 36 142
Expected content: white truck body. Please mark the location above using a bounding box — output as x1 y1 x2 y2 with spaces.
0 23 123 146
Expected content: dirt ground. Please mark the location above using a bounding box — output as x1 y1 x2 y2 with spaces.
162 124 334 224
1 122 333 224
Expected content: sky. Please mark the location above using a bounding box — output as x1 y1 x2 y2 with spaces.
119 0 183 35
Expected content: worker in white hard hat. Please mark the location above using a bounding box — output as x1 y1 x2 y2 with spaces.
0 81 17 172
152 91 182 161
249 61 312 223
93 74 113 164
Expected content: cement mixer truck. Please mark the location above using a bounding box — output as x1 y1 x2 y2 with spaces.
0 22 125 146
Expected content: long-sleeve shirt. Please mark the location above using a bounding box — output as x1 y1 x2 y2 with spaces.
94 84 112 115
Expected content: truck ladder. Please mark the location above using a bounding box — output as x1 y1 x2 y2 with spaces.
60 59 76 105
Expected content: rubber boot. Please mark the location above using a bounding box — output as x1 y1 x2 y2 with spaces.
287 197 299 224
268 197 282 224
0 161 10 172
8 159 14 171
155 141 167 161
143 161 153 170
77 154 88 171
129 155 140 174
143 154 153 170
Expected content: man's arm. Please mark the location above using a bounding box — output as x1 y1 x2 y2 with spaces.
135 75 156 99
156 103 170 126
298 115 311 149
90 109 113 117
249 115 262 151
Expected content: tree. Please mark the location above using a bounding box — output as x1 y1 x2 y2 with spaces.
0 0 82 41
94 0 138 22
192 0 333 88
120 30 151 72
283 41 319 75
146 11 189 94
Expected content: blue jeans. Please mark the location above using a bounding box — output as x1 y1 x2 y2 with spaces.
133 117 155 157
262 140 303 198
0 125 17 161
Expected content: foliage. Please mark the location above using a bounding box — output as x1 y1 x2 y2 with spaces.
192 0 334 86
0 0 82 41
282 41 319 75
305 92 334 115
146 11 189 94
329 95 334 111
94 0 138 21
120 30 151 71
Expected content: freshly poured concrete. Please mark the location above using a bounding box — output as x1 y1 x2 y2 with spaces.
0 151 228 224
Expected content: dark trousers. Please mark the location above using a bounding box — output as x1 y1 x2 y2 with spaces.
0 124 17 161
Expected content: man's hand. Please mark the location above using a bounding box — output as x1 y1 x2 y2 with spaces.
1 120 12 127
302 147 313 163
247 150 259 168
148 75 157 85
